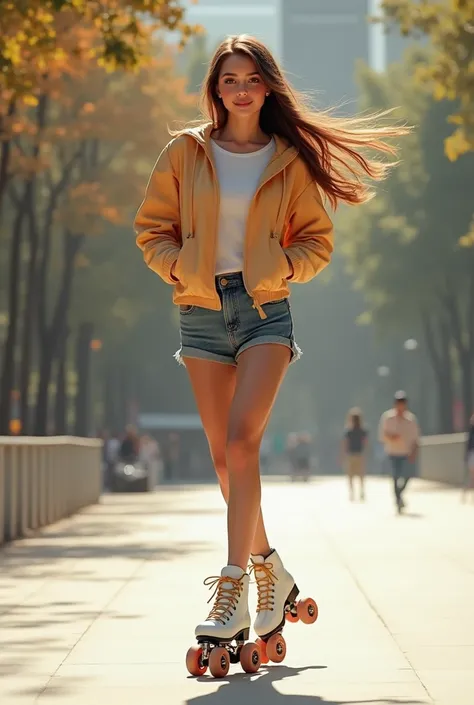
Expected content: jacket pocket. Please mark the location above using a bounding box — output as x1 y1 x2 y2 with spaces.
270 233 291 281
174 234 197 285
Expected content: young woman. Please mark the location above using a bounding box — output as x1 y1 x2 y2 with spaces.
341 408 368 501
134 34 407 675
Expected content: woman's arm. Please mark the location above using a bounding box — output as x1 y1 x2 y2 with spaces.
134 143 182 284
284 181 334 283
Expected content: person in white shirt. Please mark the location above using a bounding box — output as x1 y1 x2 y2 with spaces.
378 391 420 512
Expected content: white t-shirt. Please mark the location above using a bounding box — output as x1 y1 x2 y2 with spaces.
211 138 276 275
378 409 420 457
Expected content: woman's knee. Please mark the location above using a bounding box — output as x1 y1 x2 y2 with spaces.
208 444 228 481
226 426 261 472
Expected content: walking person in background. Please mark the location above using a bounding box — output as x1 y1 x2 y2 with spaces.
119 425 140 463
104 430 120 490
462 412 474 502
379 391 420 513
340 407 368 502
135 32 409 674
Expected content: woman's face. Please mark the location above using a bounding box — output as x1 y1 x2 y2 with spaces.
216 52 268 120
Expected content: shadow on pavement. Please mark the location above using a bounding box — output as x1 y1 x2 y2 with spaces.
186 665 427 705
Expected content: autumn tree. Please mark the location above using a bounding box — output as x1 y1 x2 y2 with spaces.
0 11 195 434
380 0 474 246
0 0 194 220
339 51 474 431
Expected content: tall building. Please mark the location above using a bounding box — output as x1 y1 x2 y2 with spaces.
181 0 280 56
281 0 371 111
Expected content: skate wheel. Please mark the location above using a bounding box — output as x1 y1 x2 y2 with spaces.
266 633 286 663
240 642 261 673
186 645 207 676
256 637 269 665
297 597 318 624
285 608 299 623
209 646 230 678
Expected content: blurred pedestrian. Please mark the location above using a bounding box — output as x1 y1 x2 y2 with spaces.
119 425 139 463
379 391 420 513
462 412 474 502
288 432 312 482
341 407 368 501
134 32 409 664
104 430 120 490
140 434 162 487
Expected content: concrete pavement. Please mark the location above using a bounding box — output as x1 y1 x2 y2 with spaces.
0 476 473 705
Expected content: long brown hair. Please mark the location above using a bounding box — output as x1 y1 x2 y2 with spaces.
197 34 409 209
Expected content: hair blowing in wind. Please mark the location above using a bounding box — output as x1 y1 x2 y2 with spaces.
198 34 410 209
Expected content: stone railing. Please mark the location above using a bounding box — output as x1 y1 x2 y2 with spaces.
419 433 468 486
0 436 102 545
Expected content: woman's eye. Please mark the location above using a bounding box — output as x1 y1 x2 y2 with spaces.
249 77 260 83
224 79 235 84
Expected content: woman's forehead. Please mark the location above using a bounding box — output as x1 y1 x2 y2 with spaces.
219 53 258 76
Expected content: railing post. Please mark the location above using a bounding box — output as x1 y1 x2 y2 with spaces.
38 444 47 528
19 444 30 538
7 446 19 542
30 445 39 531
0 445 4 545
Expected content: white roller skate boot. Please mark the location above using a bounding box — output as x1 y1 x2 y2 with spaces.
186 565 261 678
249 549 318 664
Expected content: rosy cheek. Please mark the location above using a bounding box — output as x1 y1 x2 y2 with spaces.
220 84 236 100
249 84 266 99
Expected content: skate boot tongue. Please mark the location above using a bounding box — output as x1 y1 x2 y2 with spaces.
221 565 245 586
251 550 275 566
251 555 265 565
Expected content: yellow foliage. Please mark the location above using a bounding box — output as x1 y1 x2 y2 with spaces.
22 95 39 107
445 129 471 161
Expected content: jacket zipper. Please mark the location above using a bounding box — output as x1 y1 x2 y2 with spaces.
200 143 222 308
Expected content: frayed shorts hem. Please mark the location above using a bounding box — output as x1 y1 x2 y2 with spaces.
174 336 302 367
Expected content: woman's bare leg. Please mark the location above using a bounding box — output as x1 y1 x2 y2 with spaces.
226 344 291 570
183 357 272 559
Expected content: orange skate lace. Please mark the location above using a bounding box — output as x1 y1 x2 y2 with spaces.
249 561 278 612
204 575 244 625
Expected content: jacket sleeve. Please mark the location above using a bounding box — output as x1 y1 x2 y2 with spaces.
134 144 181 285
283 181 334 283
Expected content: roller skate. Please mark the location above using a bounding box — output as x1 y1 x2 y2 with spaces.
249 549 318 665
186 565 261 678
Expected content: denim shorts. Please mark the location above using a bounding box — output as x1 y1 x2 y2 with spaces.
174 272 301 366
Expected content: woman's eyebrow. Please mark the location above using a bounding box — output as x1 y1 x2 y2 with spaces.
221 71 260 78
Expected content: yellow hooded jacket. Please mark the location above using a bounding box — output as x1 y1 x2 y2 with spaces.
134 123 334 318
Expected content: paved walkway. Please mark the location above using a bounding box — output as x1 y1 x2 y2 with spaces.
1 477 473 705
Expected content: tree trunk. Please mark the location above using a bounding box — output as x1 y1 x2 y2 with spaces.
74 322 93 437
443 290 473 428
0 191 28 433
0 98 15 222
104 361 117 433
54 326 69 435
34 231 83 435
19 188 40 433
18 94 48 433
421 310 454 434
